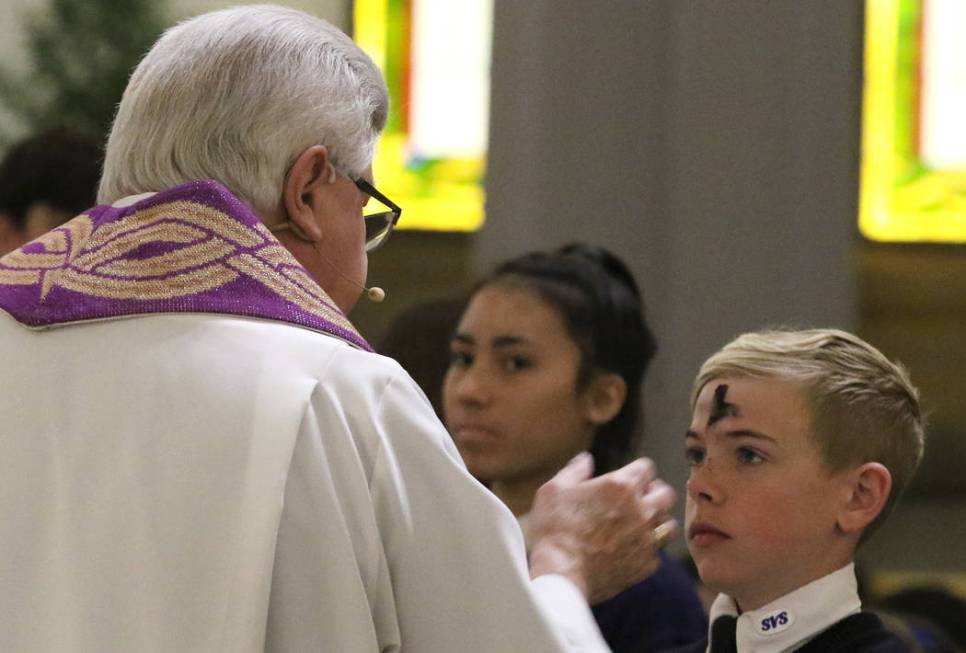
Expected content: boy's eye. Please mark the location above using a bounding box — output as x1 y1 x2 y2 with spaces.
736 447 764 465
685 446 705 466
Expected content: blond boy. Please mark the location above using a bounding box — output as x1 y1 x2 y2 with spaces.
677 329 923 653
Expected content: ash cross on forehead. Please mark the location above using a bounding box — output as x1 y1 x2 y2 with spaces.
707 383 739 427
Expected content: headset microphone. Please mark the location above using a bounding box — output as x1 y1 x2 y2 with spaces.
366 286 386 302
312 240 386 303
326 272 386 302
315 248 386 302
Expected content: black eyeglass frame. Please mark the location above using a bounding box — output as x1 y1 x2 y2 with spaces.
353 177 402 251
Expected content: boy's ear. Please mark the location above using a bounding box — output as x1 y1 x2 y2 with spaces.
836 462 892 535
582 372 627 426
282 144 335 242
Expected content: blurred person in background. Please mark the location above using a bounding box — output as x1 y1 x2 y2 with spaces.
443 243 708 652
876 586 966 652
0 128 102 254
378 295 468 415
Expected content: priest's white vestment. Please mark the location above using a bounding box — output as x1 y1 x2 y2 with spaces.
0 182 611 652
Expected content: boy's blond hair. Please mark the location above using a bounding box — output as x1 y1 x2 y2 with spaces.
692 328 924 540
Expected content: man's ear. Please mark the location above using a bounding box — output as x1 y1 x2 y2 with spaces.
836 462 892 535
282 144 334 242
582 372 627 426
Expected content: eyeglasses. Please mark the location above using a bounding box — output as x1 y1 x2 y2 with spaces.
353 177 402 252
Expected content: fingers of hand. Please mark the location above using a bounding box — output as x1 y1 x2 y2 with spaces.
641 479 676 519
606 457 656 489
651 518 677 549
587 515 672 602
532 453 594 522
551 451 595 486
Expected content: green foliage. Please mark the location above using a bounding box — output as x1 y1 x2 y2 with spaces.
0 0 169 142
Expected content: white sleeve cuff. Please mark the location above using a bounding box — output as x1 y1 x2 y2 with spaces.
531 575 611 653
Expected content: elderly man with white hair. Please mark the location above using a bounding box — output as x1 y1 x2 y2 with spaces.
0 5 675 652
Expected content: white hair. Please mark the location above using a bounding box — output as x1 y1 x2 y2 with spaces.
98 4 388 216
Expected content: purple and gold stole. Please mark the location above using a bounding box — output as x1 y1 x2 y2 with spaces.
0 179 372 351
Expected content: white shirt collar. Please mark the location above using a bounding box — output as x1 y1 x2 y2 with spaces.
706 563 861 652
110 191 157 208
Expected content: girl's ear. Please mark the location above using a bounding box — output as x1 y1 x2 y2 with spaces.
582 372 627 426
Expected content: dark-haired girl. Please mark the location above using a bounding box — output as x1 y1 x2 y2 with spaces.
443 243 707 652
